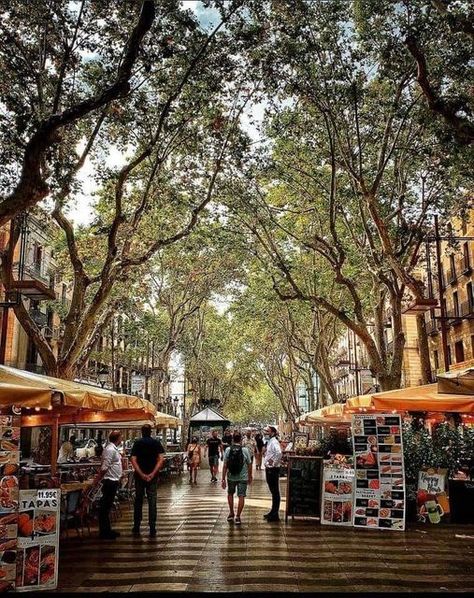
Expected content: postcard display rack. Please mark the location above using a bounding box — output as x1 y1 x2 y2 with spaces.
285 455 323 522
0 407 60 593
352 414 406 531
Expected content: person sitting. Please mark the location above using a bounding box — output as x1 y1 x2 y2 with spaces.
57 437 74 464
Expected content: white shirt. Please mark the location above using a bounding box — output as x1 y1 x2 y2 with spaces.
264 436 282 468
101 442 123 481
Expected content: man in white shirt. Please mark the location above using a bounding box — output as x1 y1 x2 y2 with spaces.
93 430 123 539
263 425 282 522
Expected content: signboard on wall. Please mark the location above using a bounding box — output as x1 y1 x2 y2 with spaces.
16 489 60 592
352 414 406 531
131 374 145 396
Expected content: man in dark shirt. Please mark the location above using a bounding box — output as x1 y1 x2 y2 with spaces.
131 424 165 537
222 428 233 452
204 430 223 483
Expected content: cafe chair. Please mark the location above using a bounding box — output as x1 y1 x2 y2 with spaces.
60 490 82 538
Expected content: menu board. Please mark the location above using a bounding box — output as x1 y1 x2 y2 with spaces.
16 489 60 591
0 407 21 593
417 468 450 524
285 456 323 521
321 456 354 526
352 414 405 531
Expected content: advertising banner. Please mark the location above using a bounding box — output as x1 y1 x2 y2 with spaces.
352 414 406 531
321 456 354 526
417 468 450 524
0 406 21 593
16 489 60 592
131 374 145 397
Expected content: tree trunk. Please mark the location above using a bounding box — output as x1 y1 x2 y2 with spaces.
416 314 433 384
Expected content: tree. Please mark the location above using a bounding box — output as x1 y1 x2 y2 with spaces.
228 0 467 389
0 0 156 224
1 1 258 378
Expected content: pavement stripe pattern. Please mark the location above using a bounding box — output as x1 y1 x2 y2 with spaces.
57 469 474 593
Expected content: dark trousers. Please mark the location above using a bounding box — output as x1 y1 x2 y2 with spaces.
99 479 119 535
134 476 158 531
265 467 281 516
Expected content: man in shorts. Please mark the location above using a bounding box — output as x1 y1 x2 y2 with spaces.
221 432 252 525
205 429 223 482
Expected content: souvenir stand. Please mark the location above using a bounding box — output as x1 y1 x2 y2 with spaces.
0 365 156 593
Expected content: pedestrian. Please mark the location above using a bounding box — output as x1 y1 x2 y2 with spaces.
254 432 264 470
222 428 233 452
93 430 123 539
221 432 252 525
95 431 104 458
242 430 256 469
205 429 223 483
130 424 165 538
186 435 202 484
57 437 74 464
263 425 282 522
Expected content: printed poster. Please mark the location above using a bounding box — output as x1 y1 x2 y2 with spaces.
0 406 21 593
16 489 60 591
321 455 354 526
417 468 450 524
352 414 406 531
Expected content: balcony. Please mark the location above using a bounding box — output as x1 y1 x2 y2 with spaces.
426 319 440 336
25 363 45 375
446 307 462 326
460 301 474 317
447 269 457 285
461 255 472 275
10 261 56 301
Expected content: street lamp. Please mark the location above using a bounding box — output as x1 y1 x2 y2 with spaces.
98 367 109 389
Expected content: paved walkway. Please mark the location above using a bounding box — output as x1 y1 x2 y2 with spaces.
57 468 474 593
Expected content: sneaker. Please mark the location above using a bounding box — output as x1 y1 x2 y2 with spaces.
266 515 280 522
132 528 140 537
235 517 241 525
149 529 157 538
227 514 234 522
263 512 272 520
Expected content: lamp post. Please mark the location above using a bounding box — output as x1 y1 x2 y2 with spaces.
98 367 109 389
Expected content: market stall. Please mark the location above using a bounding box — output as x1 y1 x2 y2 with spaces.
0 365 156 593
297 379 474 530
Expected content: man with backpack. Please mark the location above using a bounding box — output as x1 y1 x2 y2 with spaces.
221 432 252 525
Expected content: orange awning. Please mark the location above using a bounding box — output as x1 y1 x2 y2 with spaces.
346 383 474 413
0 365 156 425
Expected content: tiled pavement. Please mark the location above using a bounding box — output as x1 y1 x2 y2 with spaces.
57 467 474 593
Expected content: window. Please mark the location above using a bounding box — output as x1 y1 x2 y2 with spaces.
468 282 474 312
463 242 471 270
433 350 439 371
61 283 67 305
447 345 452 366
449 254 456 280
454 340 465 363
453 291 459 316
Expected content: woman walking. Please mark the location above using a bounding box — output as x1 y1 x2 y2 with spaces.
254 432 264 470
186 436 202 484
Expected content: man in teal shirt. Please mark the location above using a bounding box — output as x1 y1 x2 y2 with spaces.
221 432 252 525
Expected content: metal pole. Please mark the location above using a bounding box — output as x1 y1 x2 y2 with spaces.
435 215 450 372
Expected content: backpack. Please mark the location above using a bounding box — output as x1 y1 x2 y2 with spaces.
227 445 244 475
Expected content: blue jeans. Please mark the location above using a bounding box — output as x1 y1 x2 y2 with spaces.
134 475 158 531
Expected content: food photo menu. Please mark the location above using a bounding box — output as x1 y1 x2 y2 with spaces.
352 414 406 531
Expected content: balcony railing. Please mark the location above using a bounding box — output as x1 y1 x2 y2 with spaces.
425 319 440 335
460 301 474 317
44 325 61 341
11 261 56 300
446 307 463 325
447 269 457 285
461 255 472 274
